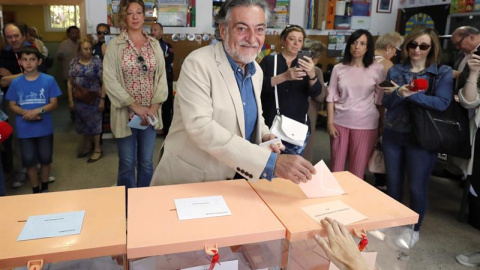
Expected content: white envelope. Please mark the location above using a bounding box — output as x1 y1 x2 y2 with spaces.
298 160 345 198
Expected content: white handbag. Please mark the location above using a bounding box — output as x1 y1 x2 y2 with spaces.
269 54 308 146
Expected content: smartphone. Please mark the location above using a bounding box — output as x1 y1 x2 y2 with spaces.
297 50 313 67
379 80 395 87
474 49 480 56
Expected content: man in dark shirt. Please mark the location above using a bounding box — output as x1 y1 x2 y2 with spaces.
0 23 36 188
150 22 174 135
92 23 110 60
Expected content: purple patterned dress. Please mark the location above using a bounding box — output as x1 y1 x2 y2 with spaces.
69 57 103 135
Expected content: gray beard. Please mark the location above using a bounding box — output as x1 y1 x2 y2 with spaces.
224 34 260 65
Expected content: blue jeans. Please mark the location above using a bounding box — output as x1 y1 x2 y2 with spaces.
383 129 437 231
282 131 310 155
116 126 157 189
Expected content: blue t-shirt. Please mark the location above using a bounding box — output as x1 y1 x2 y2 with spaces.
5 73 62 139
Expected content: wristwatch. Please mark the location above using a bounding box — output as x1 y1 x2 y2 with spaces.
40 107 45 114
309 74 318 80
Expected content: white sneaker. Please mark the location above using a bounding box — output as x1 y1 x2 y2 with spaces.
48 174 55 183
395 227 419 249
456 252 480 267
11 172 27 188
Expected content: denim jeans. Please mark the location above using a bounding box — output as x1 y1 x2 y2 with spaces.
383 129 437 231
116 126 157 189
282 131 310 155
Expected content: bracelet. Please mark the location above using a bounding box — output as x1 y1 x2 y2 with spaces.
309 74 318 80
466 79 478 84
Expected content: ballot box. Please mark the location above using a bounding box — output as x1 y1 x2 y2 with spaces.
249 171 419 270
0 186 127 270
127 180 285 270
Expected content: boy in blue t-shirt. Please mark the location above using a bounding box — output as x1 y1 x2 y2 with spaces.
6 46 61 193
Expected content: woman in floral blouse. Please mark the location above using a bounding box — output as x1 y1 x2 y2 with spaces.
103 0 167 190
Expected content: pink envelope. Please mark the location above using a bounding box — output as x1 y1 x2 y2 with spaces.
298 160 345 198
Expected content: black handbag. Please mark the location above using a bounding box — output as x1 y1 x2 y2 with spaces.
409 73 471 159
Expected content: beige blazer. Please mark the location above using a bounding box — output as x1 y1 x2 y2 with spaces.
150 42 272 185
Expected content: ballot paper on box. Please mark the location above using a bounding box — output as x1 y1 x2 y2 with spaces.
298 160 345 198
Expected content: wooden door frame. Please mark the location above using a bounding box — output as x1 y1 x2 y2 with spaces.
0 0 87 38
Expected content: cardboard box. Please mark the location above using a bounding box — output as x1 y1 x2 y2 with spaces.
0 187 126 269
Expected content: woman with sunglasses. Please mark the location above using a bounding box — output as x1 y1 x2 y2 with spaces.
103 0 167 191
326 29 384 179
260 25 323 154
68 39 105 163
382 27 453 248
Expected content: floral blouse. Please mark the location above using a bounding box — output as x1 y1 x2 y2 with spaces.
120 31 158 118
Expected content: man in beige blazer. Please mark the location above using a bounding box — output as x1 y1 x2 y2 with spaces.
151 0 316 186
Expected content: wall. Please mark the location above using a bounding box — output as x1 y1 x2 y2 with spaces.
85 0 399 36
2 5 66 42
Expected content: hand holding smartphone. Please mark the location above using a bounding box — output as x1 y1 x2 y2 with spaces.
297 50 313 67
379 80 395 87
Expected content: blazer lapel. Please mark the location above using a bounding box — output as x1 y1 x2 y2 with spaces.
214 43 246 138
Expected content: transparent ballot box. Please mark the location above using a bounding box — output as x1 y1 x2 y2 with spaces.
250 172 419 270
127 180 285 270
0 186 127 270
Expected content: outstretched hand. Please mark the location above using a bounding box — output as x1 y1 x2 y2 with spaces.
274 154 316 184
314 218 369 270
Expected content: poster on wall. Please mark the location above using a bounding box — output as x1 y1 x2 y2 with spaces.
327 32 347 58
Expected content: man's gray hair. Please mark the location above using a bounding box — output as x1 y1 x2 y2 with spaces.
214 0 270 41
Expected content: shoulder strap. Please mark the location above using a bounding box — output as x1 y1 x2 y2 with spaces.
274 54 280 115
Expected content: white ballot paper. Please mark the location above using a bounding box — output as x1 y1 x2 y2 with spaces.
298 160 345 198
17 210 85 241
182 260 238 270
127 115 148 130
301 200 367 225
175 195 232 221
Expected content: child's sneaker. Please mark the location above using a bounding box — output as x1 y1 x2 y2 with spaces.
48 174 55 183
11 172 27 188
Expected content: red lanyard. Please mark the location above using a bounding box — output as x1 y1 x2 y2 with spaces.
14 52 24 74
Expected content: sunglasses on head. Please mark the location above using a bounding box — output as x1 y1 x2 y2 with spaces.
97 31 109 35
137 56 148 72
407 42 431 51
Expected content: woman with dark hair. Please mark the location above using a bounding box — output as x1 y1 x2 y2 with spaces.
326 29 384 179
103 0 167 190
260 25 323 154
382 27 453 248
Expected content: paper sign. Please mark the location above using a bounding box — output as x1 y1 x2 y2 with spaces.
127 115 148 130
298 160 345 198
301 200 367 225
17 210 85 241
175 195 232 220
329 252 377 270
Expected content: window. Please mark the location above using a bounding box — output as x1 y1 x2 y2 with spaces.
44 5 80 31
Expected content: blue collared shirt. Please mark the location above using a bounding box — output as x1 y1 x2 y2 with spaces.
225 49 277 180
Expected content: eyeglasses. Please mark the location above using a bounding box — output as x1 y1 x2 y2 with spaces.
453 35 467 48
97 31 109 35
137 56 148 72
407 42 431 51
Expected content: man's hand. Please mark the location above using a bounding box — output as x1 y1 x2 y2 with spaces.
274 154 316 184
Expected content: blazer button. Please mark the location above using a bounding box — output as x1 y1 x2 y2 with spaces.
249 174 253 178
241 169 245 173
236 167 241 171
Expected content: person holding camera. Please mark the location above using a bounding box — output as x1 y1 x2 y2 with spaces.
260 25 323 155
326 29 384 179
